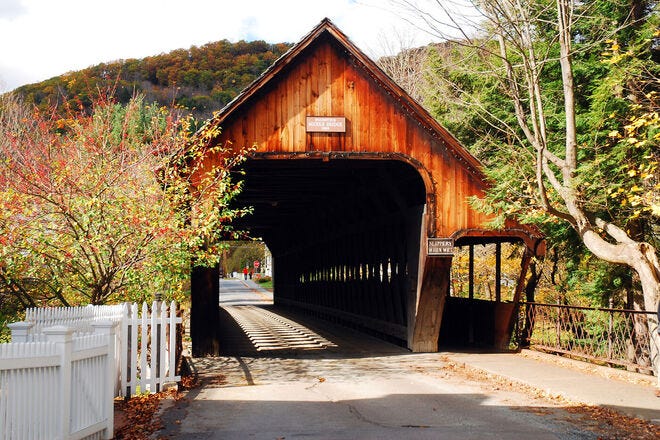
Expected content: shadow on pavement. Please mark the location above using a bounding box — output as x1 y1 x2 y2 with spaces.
165 292 660 440
157 386 645 440
216 303 408 359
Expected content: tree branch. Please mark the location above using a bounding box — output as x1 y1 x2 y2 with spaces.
594 217 636 245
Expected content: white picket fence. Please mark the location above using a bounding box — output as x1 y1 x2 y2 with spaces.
120 301 181 396
23 304 126 337
0 322 116 440
1 301 182 440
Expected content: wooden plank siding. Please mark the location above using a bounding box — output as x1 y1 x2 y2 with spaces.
204 32 492 239
188 18 545 354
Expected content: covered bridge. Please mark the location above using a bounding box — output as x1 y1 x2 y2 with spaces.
190 18 545 356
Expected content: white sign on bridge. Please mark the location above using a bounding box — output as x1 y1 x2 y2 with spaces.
428 238 454 256
306 116 346 132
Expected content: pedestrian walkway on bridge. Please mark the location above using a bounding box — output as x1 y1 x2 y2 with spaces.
156 279 659 439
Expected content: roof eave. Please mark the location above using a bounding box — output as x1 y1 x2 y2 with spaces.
202 17 485 178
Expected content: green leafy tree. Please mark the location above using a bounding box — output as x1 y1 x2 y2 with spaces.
0 92 248 309
224 241 267 275
388 0 659 373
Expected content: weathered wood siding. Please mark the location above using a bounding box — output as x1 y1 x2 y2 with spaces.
210 36 491 238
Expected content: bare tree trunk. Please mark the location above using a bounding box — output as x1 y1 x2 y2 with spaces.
626 281 651 371
578 227 660 373
553 0 660 378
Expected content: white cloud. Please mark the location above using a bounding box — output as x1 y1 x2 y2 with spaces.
0 0 27 21
0 0 431 91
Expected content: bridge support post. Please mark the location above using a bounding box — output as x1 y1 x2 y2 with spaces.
411 256 452 352
191 264 220 357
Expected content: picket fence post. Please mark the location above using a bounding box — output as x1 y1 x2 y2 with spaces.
120 302 132 398
150 301 157 392
7 321 33 342
43 325 74 440
141 302 149 392
168 301 177 383
159 301 167 391
92 319 117 440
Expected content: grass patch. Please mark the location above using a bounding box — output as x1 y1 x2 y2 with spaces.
256 276 273 290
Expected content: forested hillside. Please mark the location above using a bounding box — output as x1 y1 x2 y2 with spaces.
14 39 293 119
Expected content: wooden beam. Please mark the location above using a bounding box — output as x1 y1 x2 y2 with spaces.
494 247 534 349
513 248 533 305
411 256 452 352
506 248 534 347
468 245 474 300
190 264 220 357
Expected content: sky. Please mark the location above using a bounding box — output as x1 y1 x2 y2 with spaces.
0 0 444 92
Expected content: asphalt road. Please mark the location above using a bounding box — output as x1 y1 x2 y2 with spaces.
157 279 652 439
219 278 274 306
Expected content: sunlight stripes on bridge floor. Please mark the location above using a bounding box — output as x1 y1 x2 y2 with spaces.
223 305 337 353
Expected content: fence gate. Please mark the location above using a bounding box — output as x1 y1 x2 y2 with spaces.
120 301 182 396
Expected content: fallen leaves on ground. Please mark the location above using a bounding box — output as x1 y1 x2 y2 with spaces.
180 374 201 389
114 392 170 440
564 404 660 440
206 373 228 387
438 356 660 440
114 375 198 440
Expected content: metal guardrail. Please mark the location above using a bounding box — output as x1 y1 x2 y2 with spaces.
516 302 657 375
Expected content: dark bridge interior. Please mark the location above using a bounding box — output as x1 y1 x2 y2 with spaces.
231 158 427 344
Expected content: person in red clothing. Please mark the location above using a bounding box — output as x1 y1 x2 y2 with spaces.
243 267 248 280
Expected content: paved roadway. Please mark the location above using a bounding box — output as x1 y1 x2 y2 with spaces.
158 279 659 439
219 278 274 306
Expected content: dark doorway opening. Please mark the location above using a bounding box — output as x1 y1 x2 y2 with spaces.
227 157 427 347
439 239 532 351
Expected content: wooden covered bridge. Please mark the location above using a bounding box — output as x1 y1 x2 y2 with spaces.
190 19 545 356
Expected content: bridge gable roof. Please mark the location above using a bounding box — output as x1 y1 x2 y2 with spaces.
196 18 543 251
203 17 484 178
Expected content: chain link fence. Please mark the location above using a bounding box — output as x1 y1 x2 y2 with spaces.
516 302 658 375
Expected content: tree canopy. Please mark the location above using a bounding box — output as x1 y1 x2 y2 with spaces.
0 93 249 310
386 0 659 304
384 0 659 371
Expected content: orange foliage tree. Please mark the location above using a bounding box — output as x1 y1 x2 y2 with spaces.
0 93 248 308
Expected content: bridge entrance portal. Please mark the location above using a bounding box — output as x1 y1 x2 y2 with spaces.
234 157 427 346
